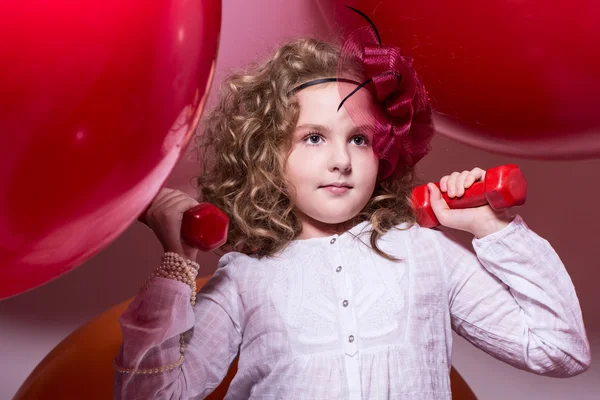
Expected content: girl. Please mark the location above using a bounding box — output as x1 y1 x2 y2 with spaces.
113 19 591 400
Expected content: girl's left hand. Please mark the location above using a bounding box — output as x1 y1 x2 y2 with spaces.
426 167 514 238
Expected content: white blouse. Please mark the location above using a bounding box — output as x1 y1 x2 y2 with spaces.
115 215 591 399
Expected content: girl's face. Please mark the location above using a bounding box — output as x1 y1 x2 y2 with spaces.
286 83 381 237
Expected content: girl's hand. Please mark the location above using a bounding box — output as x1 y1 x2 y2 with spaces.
426 167 513 238
144 188 200 261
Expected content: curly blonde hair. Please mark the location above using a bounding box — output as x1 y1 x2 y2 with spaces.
193 38 421 260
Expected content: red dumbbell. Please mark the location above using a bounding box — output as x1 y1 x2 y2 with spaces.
411 164 527 228
138 203 229 252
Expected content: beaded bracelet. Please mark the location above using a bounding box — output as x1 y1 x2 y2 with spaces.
113 334 186 375
139 252 200 305
113 252 199 375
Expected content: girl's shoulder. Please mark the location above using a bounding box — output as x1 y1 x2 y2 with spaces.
217 250 257 268
382 220 438 242
376 220 448 255
215 251 272 293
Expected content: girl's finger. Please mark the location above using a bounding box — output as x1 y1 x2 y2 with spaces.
148 191 191 225
157 196 197 221
149 188 178 211
427 182 451 225
464 171 478 188
446 172 461 198
439 175 449 192
472 167 486 182
428 182 448 209
455 170 470 197
463 167 485 193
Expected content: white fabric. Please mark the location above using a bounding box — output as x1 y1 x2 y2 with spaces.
115 215 591 399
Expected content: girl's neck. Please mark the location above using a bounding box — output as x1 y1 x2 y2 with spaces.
295 211 360 239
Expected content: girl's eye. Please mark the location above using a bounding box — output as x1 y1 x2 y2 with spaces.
304 134 323 145
352 135 369 146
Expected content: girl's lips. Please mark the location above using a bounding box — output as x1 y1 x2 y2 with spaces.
321 185 351 194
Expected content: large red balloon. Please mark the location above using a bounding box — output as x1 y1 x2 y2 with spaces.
0 1 221 299
320 0 600 159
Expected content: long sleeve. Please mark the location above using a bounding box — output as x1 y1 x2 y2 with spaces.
436 215 591 377
114 260 243 400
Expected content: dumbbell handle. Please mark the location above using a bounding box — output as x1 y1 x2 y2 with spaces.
411 164 527 228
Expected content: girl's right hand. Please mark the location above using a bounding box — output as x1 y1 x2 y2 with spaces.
144 188 200 261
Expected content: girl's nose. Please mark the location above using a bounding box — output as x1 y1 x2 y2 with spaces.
327 145 352 173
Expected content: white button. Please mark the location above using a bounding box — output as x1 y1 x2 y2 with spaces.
330 238 336 244
336 266 342 272
344 334 358 356
342 300 349 307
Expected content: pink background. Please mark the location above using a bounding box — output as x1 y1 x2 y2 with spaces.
1 1 599 398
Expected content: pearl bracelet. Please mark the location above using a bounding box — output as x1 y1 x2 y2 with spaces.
113 334 186 374
139 252 200 305
114 252 199 375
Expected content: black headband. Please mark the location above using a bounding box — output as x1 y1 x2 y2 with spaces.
288 77 362 96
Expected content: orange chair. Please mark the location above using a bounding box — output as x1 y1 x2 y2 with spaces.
14 277 477 399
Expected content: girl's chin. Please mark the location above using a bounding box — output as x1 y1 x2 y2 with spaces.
294 205 364 226
312 212 361 226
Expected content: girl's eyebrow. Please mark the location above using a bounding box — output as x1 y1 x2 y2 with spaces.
295 123 329 132
351 125 371 134
295 124 371 134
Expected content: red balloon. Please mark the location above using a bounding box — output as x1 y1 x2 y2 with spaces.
0 1 221 299
320 0 600 159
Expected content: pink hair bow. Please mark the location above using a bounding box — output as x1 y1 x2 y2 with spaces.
338 7 435 180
